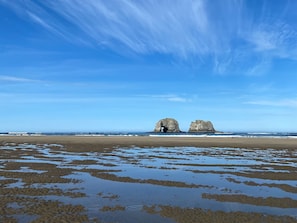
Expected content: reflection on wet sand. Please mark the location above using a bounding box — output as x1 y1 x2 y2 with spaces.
1 137 297 222
143 205 297 223
202 193 297 208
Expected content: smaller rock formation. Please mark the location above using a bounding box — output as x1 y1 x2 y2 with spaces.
154 118 180 133
188 120 215 132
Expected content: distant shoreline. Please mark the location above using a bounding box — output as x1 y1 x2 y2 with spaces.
1 131 297 137
1 135 297 151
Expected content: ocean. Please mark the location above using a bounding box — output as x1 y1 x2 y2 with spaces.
1 131 297 138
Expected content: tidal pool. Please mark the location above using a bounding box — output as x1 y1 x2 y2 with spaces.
1 143 297 223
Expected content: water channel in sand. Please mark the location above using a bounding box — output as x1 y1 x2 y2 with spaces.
1 143 297 222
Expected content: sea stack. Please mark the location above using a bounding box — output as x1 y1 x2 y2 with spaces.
188 120 215 132
154 118 180 133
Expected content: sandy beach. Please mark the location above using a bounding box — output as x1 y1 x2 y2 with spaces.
1 136 297 223
1 135 297 151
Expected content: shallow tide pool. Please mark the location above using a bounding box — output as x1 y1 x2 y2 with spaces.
1 143 297 223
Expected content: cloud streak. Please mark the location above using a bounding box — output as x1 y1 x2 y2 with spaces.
2 0 297 74
0 75 39 83
0 92 192 105
138 94 192 103
245 99 297 108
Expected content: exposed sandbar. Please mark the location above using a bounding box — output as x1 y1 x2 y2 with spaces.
1 135 297 152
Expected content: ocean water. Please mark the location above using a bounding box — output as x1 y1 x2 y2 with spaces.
1 131 297 138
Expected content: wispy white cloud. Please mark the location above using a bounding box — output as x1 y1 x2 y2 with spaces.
246 22 297 57
167 96 190 103
2 0 297 74
0 75 39 83
246 57 271 76
0 92 192 104
141 94 192 103
245 99 297 108
26 11 65 39
42 0 212 57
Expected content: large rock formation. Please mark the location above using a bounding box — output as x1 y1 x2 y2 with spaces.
188 120 215 132
154 118 180 133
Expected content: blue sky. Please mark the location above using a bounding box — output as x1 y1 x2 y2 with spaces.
1 0 297 132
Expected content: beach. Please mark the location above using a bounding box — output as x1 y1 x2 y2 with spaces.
1 135 297 151
1 136 297 223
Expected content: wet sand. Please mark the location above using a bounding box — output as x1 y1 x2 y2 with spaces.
1 135 297 151
1 136 297 223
